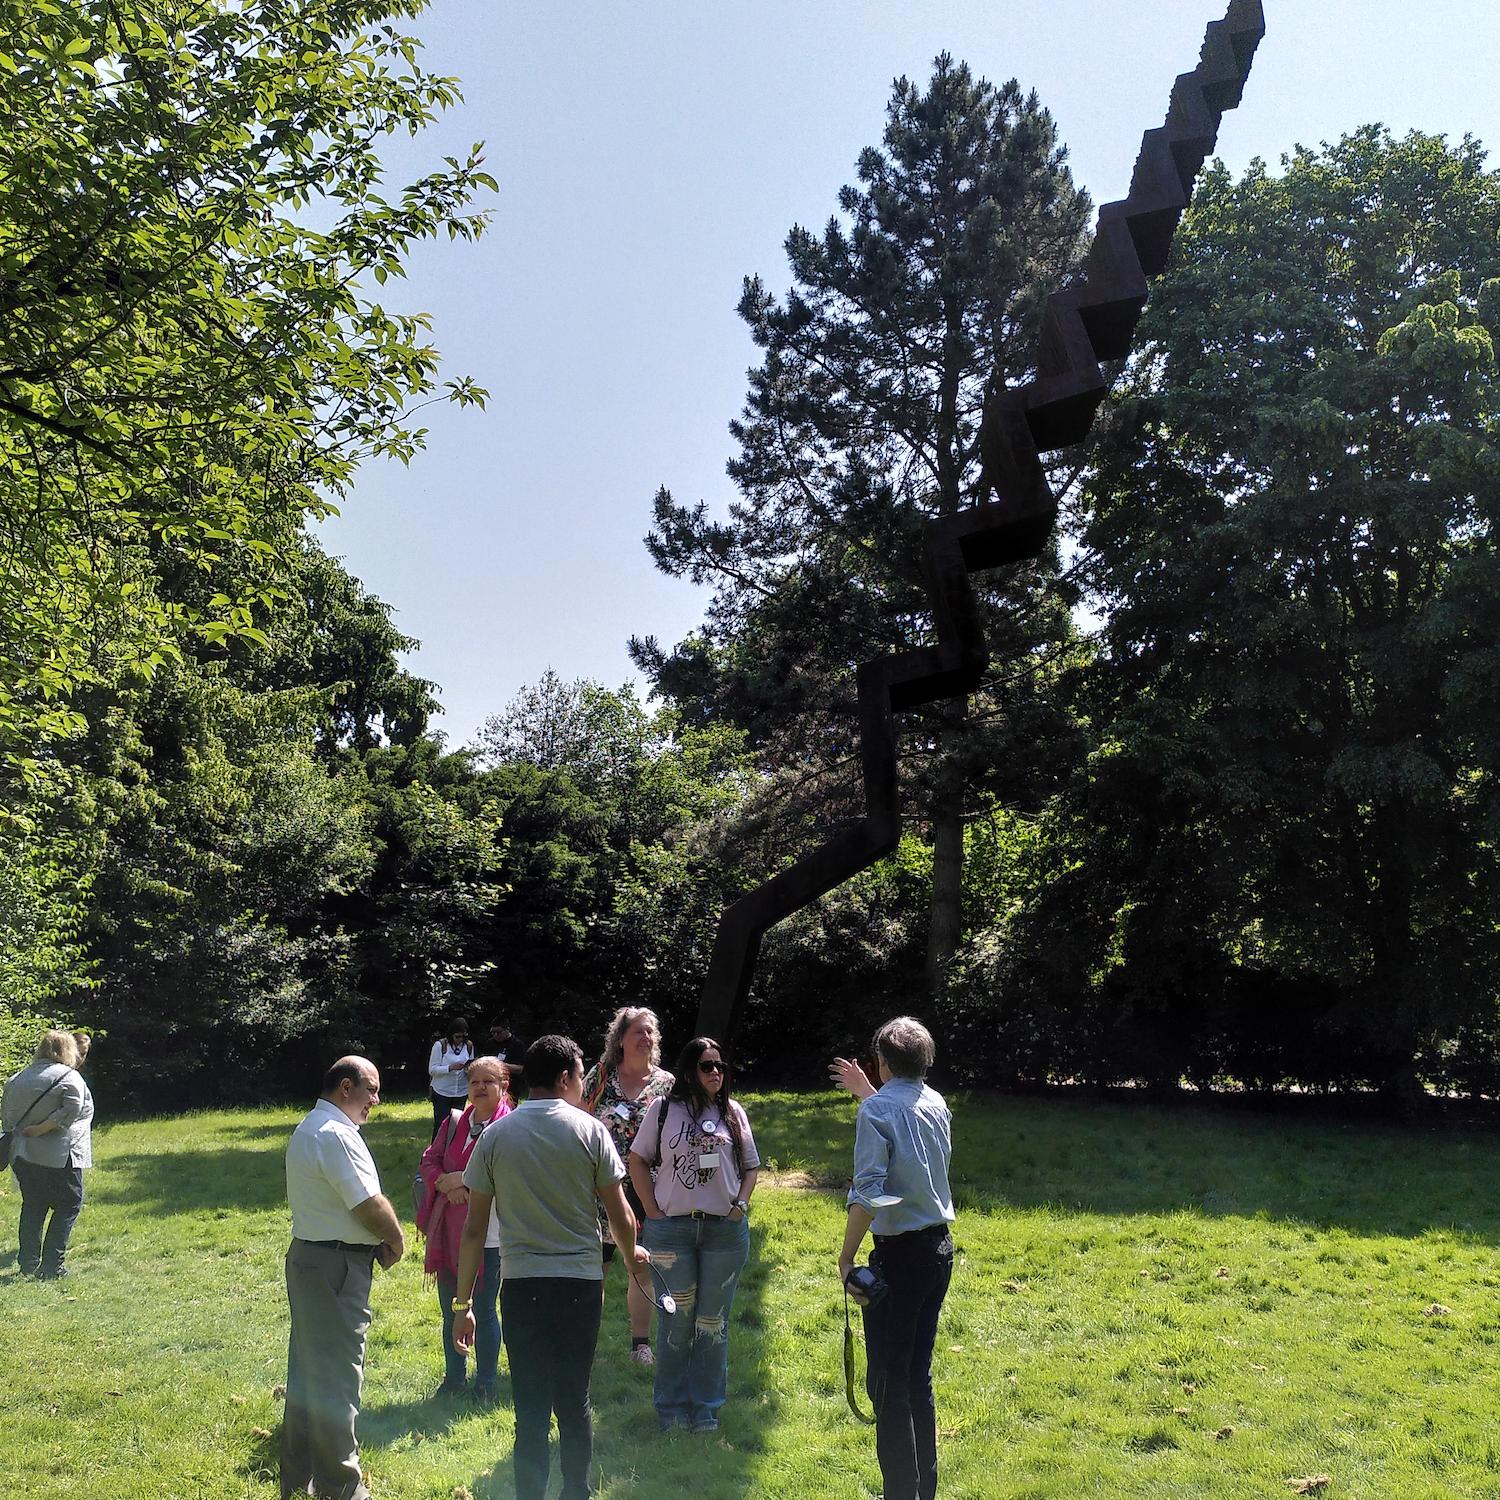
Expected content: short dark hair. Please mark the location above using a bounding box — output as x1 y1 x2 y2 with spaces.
525 1034 583 1090
321 1059 366 1095
873 1016 935 1078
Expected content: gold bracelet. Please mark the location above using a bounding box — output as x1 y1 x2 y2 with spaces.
451 1298 472 1313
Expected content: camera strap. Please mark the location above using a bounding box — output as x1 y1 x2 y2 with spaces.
842 1287 876 1425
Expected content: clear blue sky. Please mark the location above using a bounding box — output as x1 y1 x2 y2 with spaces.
317 1 1500 748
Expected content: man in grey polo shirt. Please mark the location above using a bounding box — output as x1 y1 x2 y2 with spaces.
282 1056 405 1500
454 1034 647 1500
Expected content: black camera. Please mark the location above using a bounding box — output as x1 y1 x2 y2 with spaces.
844 1263 888 1306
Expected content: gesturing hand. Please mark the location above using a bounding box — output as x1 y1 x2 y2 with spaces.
829 1057 876 1100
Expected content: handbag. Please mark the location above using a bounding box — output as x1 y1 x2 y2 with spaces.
0 1073 67 1169
413 1109 461 1229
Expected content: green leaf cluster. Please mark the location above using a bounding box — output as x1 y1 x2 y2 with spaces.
0 0 491 758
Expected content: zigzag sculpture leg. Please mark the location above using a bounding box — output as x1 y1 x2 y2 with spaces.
696 0 1265 1042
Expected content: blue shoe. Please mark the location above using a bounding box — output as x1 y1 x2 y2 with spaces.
691 1415 719 1434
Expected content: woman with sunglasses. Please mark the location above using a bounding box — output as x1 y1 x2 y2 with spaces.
629 1037 759 1433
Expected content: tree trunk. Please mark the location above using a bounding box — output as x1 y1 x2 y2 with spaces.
926 787 965 1000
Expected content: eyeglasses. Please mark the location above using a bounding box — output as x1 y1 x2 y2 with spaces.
699 1060 726 1074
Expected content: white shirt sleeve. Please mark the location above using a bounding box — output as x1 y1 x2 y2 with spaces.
323 1127 383 1211
429 1040 447 1084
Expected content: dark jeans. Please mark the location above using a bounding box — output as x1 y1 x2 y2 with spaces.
431 1092 462 1137
501 1276 603 1500
864 1224 955 1500
282 1239 375 1500
13 1157 84 1276
438 1248 500 1387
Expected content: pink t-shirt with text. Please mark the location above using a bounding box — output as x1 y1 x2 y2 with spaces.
631 1097 759 1218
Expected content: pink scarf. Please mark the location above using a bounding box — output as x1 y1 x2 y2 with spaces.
417 1100 510 1278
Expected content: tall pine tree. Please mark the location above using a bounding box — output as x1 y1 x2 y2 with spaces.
634 57 1091 995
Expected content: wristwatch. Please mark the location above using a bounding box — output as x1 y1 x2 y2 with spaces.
732 1198 750 1216
451 1297 472 1313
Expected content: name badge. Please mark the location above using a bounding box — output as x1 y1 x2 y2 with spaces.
698 1151 720 1169
613 1103 631 1120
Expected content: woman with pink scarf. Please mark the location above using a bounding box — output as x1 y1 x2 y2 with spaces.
418 1054 511 1400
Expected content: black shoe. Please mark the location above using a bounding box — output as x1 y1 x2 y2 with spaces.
38 1266 67 1281
471 1384 497 1406
433 1379 465 1399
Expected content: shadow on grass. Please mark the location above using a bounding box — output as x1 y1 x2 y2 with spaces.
751 1087 1500 1245
88 1114 434 1216
81 1087 1500 1245
236 1372 474 1489
456 1232 783 1498
360 1384 476 1447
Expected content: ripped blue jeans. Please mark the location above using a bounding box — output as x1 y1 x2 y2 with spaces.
641 1212 751 1426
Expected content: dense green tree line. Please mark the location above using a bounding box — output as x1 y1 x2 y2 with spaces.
988 126 1500 1099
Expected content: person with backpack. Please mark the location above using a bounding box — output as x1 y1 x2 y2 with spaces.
426 1020 474 1137
628 1036 760 1433
416 1054 512 1401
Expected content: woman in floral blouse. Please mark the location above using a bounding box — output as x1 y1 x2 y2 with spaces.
582 1006 673 1364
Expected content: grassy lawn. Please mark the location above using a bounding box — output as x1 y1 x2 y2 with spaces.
3 1089 1499 1499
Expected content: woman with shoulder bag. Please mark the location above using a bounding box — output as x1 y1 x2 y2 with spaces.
417 1056 511 1400
2 1030 93 1280
629 1036 759 1433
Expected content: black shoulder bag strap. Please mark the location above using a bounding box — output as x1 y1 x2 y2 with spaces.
650 1098 668 1172
11 1072 67 1130
2 1072 68 1160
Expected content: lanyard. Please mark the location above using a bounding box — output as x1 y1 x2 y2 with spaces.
843 1287 875 1424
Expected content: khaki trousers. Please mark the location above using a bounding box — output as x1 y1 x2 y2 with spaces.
281 1239 375 1500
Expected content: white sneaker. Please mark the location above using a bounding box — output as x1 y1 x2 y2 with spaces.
630 1343 655 1367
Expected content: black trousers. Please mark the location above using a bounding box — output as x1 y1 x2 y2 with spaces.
282 1240 375 1500
864 1224 955 1500
431 1091 462 1137
501 1276 604 1500
13 1157 84 1275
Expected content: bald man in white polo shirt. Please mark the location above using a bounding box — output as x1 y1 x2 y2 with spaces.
282 1056 405 1500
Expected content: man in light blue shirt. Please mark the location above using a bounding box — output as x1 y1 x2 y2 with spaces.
836 1017 955 1500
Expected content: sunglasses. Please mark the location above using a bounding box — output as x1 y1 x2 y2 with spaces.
699 1060 726 1074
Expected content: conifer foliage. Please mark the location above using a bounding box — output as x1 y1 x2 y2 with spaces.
635 58 1091 994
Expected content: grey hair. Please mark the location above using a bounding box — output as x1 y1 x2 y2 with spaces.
466 1054 507 1085
872 1016 935 1079
601 1006 661 1072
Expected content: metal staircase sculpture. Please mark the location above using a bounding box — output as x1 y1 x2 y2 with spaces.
696 0 1266 1041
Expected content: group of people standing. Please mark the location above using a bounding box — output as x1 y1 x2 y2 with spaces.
2 1028 95 1281
287 1010 953 1500
5 1008 954 1500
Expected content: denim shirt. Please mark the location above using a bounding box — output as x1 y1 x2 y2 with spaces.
847 1077 954 1237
